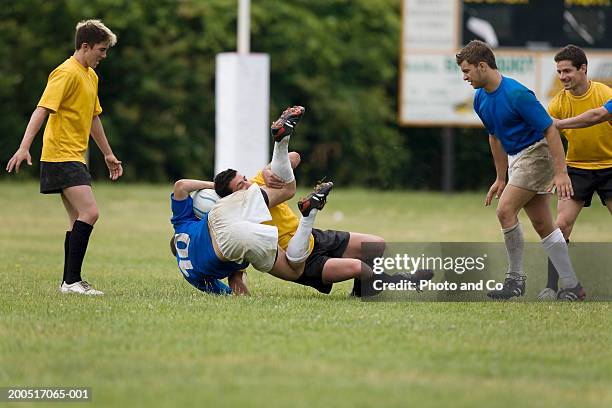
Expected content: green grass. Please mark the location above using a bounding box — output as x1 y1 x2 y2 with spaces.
1 181 611 408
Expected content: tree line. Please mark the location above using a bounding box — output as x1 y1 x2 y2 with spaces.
0 0 493 190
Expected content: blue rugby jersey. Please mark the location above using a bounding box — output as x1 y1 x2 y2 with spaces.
474 76 552 155
170 194 248 294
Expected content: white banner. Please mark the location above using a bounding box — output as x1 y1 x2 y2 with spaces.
403 0 458 51
399 0 612 127
400 52 538 126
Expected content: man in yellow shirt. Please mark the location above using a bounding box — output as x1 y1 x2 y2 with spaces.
6 20 122 295
541 45 612 299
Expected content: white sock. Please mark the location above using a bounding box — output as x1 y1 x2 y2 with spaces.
502 223 524 278
286 209 317 263
542 228 578 288
271 137 294 182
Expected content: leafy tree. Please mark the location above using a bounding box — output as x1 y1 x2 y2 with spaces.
0 0 494 190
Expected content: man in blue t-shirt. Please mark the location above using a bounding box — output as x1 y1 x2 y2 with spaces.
456 40 585 301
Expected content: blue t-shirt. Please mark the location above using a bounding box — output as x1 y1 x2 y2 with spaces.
474 76 552 155
604 99 612 113
170 193 248 294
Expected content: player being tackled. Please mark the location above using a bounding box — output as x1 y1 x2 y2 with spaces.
298 181 334 216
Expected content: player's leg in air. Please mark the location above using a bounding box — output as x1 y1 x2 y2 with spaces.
267 180 335 281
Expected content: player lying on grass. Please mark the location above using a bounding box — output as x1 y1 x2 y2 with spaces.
214 107 433 297
170 106 332 295
215 151 433 297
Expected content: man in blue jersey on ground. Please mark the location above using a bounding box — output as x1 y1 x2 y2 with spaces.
170 106 333 295
456 40 585 300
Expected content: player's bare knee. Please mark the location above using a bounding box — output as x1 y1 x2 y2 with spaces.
556 218 573 238
370 235 385 254
288 152 301 168
495 207 506 224
495 205 515 226
81 206 99 224
531 218 552 238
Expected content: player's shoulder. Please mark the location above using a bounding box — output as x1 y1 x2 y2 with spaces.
48 59 82 82
49 61 75 77
590 81 612 98
502 76 538 107
501 75 527 91
590 81 611 90
500 76 528 97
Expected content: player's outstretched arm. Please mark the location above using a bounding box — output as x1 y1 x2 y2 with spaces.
485 135 508 206
91 116 123 181
173 179 215 200
555 106 612 129
543 125 573 200
6 107 49 173
261 180 296 208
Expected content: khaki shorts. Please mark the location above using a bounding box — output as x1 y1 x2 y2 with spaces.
508 139 554 193
208 184 279 273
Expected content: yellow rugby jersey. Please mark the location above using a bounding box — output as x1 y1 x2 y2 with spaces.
251 171 315 253
548 81 612 170
38 56 103 163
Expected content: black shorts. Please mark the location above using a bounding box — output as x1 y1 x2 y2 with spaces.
40 161 91 194
294 228 350 294
568 166 612 207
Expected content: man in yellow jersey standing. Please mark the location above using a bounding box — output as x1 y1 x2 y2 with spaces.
6 20 122 295
539 45 612 300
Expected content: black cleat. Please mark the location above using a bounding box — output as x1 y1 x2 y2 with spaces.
298 181 333 216
390 269 434 292
351 270 434 298
404 269 434 290
557 283 586 301
487 275 525 300
271 106 305 141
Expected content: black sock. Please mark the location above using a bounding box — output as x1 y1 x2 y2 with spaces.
65 220 94 284
546 239 569 291
62 231 71 284
352 241 385 297
546 258 559 291
351 278 362 297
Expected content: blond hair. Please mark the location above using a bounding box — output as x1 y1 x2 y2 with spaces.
75 19 117 50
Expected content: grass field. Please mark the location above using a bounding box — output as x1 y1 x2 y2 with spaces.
1 181 611 407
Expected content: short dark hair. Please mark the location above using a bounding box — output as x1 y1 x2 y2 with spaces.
456 40 498 69
170 236 177 257
75 19 117 50
554 45 587 70
214 169 237 198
